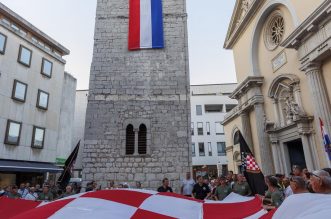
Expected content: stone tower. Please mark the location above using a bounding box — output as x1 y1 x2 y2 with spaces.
83 0 191 191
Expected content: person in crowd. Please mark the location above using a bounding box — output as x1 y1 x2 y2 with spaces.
292 165 303 177
310 170 331 194
0 186 4 197
38 185 54 201
59 185 74 198
18 183 28 198
8 185 21 199
48 180 59 199
181 172 195 197
322 167 331 176
211 178 219 198
192 175 211 200
233 174 252 196
214 176 231 201
3 186 11 197
275 174 285 189
282 177 293 198
85 182 93 192
226 171 234 187
123 183 129 188
109 180 116 189
203 178 211 190
263 176 284 210
157 178 173 193
35 184 42 195
136 181 142 189
231 174 238 189
24 187 38 201
290 176 308 194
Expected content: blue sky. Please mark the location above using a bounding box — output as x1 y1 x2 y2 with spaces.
1 0 237 89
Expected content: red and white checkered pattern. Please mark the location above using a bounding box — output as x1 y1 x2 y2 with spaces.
246 154 261 172
2 190 268 219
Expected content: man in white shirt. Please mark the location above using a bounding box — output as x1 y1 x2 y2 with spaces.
181 172 195 197
24 187 38 201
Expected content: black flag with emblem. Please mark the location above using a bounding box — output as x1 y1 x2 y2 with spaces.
57 141 80 190
239 131 267 195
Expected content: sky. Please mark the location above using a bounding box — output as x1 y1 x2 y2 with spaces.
1 0 237 89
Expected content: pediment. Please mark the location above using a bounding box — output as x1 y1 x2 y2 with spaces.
224 0 265 49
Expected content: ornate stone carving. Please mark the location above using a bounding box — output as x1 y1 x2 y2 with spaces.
236 0 254 28
283 94 305 124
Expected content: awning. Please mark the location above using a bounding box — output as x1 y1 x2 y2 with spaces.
0 159 63 173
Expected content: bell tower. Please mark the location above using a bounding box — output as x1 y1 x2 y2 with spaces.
83 0 191 191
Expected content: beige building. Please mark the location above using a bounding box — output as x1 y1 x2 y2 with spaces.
223 0 331 175
0 3 76 186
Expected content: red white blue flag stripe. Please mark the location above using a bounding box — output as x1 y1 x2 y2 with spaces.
129 0 164 50
319 118 331 161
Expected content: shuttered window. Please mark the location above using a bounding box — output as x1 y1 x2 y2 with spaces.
138 124 147 154
126 124 135 155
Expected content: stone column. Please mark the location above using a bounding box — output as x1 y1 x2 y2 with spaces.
272 99 281 127
240 111 253 151
300 134 315 170
304 63 331 166
134 128 139 155
254 103 274 175
270 140 281 173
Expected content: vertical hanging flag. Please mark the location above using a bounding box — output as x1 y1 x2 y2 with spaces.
319 118 331 161
239 131 267 195
129 0 164 50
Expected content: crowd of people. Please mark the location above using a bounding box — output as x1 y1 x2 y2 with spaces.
0 180 81 201
1 165 331 210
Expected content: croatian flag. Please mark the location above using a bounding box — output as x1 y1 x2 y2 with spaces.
319 118 331 161
128 0 164 50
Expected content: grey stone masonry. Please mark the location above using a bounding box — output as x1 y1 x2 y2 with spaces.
82 0 191 192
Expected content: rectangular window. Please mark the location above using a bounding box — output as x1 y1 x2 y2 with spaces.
32 126 45 149
4 120 22 145
215 122 224 135
217 142 226 156
18 45 32 67
0 33 7 54
226 104 237 112
196 105 202 115
191 122 194 136
199 143 205 156
41 58 53 78
197 122 203 135
205 104 223 113
208 142 212 156
12 80 27 102
37 90 49 110
206 122 210 135
192 143 196 157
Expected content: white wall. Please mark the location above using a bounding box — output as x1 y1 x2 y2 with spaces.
191 84 237 168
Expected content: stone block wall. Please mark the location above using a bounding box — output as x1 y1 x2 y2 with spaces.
83 0 191 191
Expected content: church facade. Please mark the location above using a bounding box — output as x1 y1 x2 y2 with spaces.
223 0 331 175
82 0 191 191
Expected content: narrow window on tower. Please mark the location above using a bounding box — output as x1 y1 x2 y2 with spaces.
126 124 135 155
138 124 147 154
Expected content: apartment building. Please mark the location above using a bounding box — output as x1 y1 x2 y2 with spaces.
0 3 76 186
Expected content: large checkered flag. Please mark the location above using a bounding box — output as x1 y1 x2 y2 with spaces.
239 131 267 195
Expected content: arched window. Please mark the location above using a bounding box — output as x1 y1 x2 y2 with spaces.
126 124 135 155
138 124 147 154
